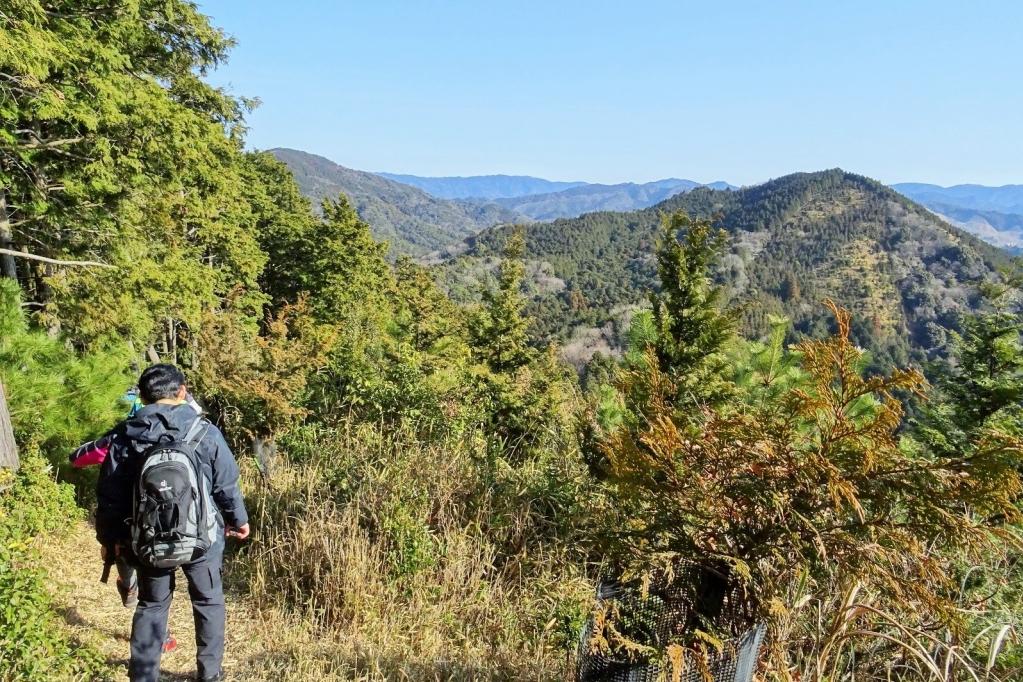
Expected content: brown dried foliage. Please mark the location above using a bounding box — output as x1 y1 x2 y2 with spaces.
596 302 1023 676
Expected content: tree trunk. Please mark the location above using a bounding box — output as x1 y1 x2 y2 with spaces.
252 435 276 478
0 191 18 280
0 382 19 471
168 318 177 365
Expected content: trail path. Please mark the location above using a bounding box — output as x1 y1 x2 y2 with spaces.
44 521 534 680
45 522 284 681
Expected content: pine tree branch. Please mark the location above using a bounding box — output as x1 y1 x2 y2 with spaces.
0 248 116 269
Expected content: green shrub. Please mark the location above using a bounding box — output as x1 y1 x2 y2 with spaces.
0 280 130 466
0 452 110 680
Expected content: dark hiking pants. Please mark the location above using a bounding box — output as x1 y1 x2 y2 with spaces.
128 538 225 681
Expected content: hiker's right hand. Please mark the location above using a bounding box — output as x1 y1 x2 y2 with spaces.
226 523 250 540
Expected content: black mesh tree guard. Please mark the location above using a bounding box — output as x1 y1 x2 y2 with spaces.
577 566 766 682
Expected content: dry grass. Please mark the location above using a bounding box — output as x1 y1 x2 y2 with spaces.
43 423 592 681
238 424 593 681
47 522 575 681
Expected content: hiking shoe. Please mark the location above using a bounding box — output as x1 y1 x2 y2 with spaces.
163 631 177 654
116 577 139 609
195 673 223 681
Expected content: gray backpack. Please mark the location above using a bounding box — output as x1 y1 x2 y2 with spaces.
130 418 219 568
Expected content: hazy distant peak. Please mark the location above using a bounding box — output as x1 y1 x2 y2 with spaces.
375 172 586 200
892 181 1023 250
893 182 1023 214
269 148 523 255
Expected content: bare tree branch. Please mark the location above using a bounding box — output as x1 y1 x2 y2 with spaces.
0 247 116 269
7 136 85 150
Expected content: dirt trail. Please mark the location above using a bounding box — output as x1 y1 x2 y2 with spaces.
46 522 278 681
44 521 520 681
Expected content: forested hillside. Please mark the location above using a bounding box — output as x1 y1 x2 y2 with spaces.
272 148 523 254
445 169 1016 369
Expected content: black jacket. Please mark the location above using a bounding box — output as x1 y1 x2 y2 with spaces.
95 403 248 546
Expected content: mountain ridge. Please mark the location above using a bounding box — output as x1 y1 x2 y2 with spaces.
270 148 523 255
375 173 587 200
490 178 737 220
893 182 1023 214
442 169 1015 370
893 182 1023 252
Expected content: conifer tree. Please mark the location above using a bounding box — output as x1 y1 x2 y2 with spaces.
647 212 737 410
471 229 533 374
914 279 1023 457
0 280 128 456
1 0 246 281
469 230 571 458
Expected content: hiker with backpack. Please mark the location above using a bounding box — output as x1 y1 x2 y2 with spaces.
89 364 249 682
70 385 207 653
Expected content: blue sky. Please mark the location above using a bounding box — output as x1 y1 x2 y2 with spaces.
198 1 1022 187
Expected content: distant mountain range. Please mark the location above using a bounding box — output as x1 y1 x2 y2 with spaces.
374 172 735 219
375 173 586 200
270 149 522 255
272 149 1020 262
892 183 1023 214
441 170 1014 370
273 149 741 252
488 179 736 220
892 183 1023 253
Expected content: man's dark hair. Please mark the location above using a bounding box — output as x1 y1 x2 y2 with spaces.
138 364 187 403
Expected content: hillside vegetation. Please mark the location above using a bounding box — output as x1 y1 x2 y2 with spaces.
446 170 1015 369
2 4 1023 682
272 148 523 255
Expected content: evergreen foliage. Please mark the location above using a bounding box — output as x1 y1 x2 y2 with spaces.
647 212 737 408
914 277 1023 456
0 279 129 457
471 230 532 374
469 230 574 460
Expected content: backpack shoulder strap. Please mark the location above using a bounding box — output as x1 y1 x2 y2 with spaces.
182 417 209 447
